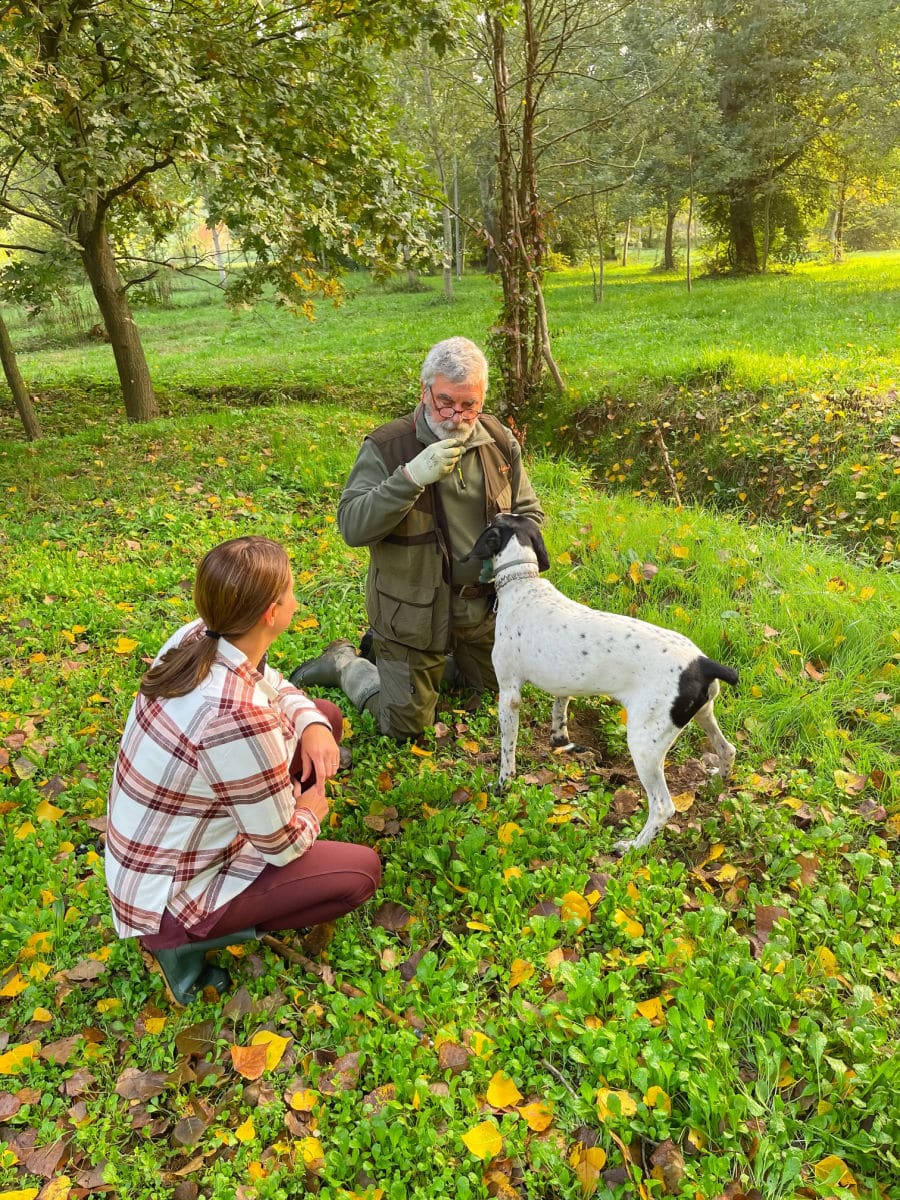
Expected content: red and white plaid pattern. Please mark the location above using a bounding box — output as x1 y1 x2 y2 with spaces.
105 620 329 938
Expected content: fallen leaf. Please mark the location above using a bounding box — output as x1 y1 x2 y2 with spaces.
114 1068 168 1101
509 959 535 989
486 1070 523 1109
250 1031 291 1072
596 1087 637 1121
461 1119 503 1161
517 1101 553 1131
230 1043 269 1081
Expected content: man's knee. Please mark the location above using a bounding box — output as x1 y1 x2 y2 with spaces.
374 648 441 739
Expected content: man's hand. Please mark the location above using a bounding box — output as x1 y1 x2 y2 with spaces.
404 438 464 487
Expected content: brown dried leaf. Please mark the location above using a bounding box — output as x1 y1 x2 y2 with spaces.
0 1090 22 1118
114 1067 169 1101
794 853 819 887
372 901 413 932
171 1117 207 1147
64 959 106 983
318 1050 361 1095
650 1138 686 1193
175 1020 217 1058
38 1037 80 1066
437 1041 472 1074
22 1137 70 1178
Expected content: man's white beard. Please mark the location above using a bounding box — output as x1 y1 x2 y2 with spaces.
424 408 478 442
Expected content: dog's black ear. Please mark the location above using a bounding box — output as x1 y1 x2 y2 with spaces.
528 524 551 573
462 525 503 562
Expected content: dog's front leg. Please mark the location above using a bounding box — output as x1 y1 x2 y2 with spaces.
497 684 521 789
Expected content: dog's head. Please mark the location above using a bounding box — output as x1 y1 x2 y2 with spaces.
463 513 550 573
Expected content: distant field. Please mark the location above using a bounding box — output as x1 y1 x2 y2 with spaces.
3 252 898 561
2 251 897 429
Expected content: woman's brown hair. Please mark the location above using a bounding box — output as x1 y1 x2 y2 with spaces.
140 537 291 700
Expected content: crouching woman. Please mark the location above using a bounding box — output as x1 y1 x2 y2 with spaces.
105 536 381 1005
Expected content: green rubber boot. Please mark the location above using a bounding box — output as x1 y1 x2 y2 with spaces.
150 927 257 1006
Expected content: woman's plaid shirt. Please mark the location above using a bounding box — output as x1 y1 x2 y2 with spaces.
105 621 330 938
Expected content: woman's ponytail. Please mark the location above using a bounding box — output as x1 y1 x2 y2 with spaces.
139 537 291 701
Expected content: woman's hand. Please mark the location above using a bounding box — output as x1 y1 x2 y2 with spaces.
297 722 340 784
293 776 329 823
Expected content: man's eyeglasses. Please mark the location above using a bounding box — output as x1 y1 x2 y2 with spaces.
427 385 483 418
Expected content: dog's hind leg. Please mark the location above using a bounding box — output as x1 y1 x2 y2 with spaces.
613 720 679 854
693 695 736 778
549 696 573 748
497 684 522 788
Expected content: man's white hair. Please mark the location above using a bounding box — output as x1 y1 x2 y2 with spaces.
420 337 489 393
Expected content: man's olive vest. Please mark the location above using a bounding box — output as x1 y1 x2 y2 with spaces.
365 413 514 652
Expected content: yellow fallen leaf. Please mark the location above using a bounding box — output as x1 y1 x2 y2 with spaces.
486 1070 523 1108
461 1119 503 1160
468 1031 495 1058
299 1136 325 1170
409 744 432 757
815 946 839 977
0 1189 40 1200
716 863 738 883
509 958 535 988
635 996 665 1024
39 1179 72 1200
671 545 689 559
517 1101 553 1131
35 799 64 823
96 997 120 1014
556 551 573 565
643 1086 671 1113
0 974 27 999
462 739 480 753
289 1089 318 1112
671 791 694 812
15 822 35 840
295 616 319 630
114 636 139 654
596 1087 637 1121
0 1042 40 1075
570 1143 607 1195
613 909 644 939
250 1030 291 1072
498 822 522 844
814 1156 857 1194
235 1116 256 1143
144 1017 167 1034
31 1008 52 1023
560 891 592 927
466 920 491 932
503 867 522 881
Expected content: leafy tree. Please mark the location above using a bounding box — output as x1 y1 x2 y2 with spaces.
0 0 449 421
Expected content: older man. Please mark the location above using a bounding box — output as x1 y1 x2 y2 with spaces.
291 337 545 740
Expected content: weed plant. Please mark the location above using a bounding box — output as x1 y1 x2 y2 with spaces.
0 405 897 1198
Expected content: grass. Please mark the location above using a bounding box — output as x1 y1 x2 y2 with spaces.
3 252 898 562
0 403 897 1199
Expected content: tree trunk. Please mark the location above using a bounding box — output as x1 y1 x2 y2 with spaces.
832 168 847 262
77 210 158 421
686 156 694 295
488 14 527 415
209 222 228 285
0 309 41 439
728 192 759 273
621 217 631 267
422 62 454 302
663 200 677 270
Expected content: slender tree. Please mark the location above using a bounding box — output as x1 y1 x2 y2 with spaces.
0 0 449 422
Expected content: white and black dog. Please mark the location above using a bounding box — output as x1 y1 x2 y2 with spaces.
465 514 738 853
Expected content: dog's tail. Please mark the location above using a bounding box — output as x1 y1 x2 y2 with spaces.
699 657 738 687
671 656 738 727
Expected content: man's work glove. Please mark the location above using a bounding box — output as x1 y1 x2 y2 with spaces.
404 438 464 487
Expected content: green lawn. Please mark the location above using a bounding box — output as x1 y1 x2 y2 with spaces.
0 399 897 1199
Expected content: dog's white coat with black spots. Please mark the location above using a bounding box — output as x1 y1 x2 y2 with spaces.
466 514 738 853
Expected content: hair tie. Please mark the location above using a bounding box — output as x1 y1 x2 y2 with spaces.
205 629 222 640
